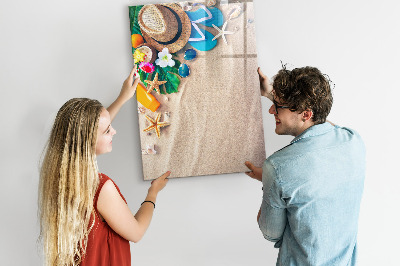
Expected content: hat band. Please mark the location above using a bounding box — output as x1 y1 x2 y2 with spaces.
152 6 182 45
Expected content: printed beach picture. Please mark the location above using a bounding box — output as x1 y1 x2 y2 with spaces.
129 0 266 180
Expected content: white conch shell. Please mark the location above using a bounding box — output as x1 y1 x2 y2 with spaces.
227 5 242 20
142 144 157 155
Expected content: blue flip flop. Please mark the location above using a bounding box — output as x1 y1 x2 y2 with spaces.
187 24 217 51
185 6 224 27
185 5 223 51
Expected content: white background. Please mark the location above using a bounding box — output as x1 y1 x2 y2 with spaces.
1 0 399 265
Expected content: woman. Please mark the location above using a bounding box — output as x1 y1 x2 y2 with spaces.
38 66 169 266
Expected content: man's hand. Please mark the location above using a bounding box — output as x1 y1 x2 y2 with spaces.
245 161 263 182
258 67 274 101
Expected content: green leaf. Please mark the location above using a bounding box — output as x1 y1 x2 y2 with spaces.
165 66 178 75
142 65 181 94
129 6 142 55
165 60 180 75
172 59 180 67
129 6 143 35
155 65 164 77
164 72 180 94
139 68 150 86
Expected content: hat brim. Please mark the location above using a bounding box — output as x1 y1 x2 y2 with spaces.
140 4 191 54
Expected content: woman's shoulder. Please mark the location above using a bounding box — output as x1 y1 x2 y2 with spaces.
99 172 110 180
99 173 115 186
95 173 112 204
98 173 127 203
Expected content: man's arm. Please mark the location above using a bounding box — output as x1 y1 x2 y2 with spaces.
257 160 287 245
258 198 286 244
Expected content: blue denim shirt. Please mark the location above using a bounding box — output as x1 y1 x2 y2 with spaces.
258 122 365 266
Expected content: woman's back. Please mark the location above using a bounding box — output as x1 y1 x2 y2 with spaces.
81 173 130 266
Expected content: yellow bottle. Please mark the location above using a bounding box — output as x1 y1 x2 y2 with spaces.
136 82 160 112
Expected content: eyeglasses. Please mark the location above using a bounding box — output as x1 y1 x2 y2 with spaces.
273 100 291 114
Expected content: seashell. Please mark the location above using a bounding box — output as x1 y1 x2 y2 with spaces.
146 144 157 155
227 5 242 20
178 63 190 78
141 144 157 155
164 96 169 102
184 48 197 61
246 19 254 28
164 111 170 121
180 1 194 11
206 0 216 7
138 106 146 114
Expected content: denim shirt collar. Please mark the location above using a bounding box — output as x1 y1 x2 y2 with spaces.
291 122 334 144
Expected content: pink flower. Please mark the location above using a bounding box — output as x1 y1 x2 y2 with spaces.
139 62 155 74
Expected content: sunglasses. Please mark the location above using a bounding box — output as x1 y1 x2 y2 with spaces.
273 100 291 114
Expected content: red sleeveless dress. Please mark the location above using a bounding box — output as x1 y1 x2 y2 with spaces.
81 173 131 266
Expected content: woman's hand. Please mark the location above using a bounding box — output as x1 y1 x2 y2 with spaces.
107 65 140 121
149 171 170 195
258 67 274 101
119 65 140 102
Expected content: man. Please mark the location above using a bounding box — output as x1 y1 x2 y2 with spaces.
245 66 365 265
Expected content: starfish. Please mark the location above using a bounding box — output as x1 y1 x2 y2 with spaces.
143 113 170 139
145 72 167 95
211 21 234 45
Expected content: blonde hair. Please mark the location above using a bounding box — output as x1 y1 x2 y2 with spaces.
38 98 104 265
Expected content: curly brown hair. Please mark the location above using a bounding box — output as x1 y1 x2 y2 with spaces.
272 66 333 124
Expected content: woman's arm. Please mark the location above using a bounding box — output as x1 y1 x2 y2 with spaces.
107 66 140 122
97 171 170 243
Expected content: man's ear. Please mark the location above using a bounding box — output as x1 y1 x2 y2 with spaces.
302 109 313 122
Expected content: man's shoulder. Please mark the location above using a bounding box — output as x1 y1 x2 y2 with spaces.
265 145 301 173
266 124 364 167
329 125 365 152
334 124 362 136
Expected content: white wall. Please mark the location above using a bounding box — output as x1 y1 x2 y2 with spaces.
1 0 399 265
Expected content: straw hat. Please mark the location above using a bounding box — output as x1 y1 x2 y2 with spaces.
138 4 191 54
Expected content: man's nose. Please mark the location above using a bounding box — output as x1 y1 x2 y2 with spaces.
269 104 276 114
